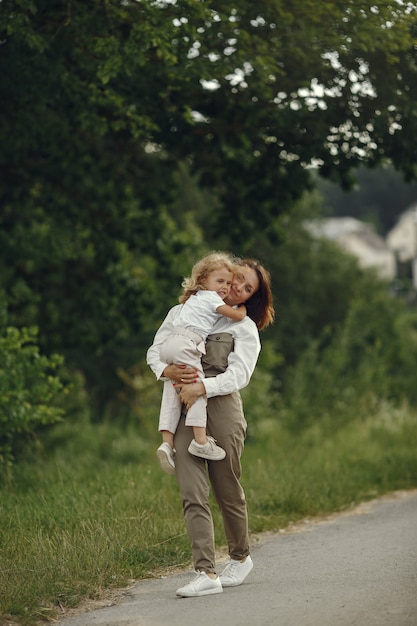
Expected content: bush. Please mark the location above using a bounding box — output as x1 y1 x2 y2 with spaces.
282 285 417 430
0 310 65 466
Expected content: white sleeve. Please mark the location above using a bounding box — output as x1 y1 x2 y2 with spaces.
202 320 261 398
146 306 261 395
146 305 182 380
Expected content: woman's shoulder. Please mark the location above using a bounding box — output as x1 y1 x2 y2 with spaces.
236 315 260 337
167 303 183 313
165 303 183 320
212 314 259 338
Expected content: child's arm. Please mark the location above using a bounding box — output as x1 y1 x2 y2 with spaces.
216 303 247 322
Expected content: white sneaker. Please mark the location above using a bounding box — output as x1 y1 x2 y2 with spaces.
156 443 176 475
188 436 226 461
176 571 223 597
219 555 253 587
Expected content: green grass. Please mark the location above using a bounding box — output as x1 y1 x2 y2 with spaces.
1 404 416 624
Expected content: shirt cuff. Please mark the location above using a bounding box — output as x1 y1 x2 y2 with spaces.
155 364 169 381
202 377 219 399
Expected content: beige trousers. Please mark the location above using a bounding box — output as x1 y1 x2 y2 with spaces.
159 327 207 432
174 333 250 574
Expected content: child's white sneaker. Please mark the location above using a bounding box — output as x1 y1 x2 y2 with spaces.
156 443 176 475
188 436 226 461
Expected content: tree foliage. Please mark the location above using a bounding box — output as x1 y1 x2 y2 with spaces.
0 300 64 466
283 285 417 430
1 0 417 415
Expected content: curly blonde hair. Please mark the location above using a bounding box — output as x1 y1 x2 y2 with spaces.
179 252 237 304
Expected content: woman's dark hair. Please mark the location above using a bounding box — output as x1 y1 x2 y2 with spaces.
239 258 275 330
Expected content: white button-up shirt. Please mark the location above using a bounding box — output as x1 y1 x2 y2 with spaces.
146 304 261 398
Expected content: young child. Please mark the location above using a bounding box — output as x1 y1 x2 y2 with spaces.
154 252 247 475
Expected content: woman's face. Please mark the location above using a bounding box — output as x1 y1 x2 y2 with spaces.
224 266 259 307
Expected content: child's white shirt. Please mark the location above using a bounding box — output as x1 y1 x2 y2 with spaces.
146 304 261 398
172 290 225 339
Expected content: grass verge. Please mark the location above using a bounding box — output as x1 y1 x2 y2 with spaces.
1 403 416 624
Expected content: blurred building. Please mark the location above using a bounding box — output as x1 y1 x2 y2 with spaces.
305 216 396 281
386 206 417 288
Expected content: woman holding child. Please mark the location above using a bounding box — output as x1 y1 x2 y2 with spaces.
146 253 274 597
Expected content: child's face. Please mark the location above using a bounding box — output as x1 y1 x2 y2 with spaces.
203 268 234 299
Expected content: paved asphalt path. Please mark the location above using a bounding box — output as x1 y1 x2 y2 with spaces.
58 490 417 626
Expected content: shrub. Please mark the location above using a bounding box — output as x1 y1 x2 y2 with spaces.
0 309 65 466
282 285 417 430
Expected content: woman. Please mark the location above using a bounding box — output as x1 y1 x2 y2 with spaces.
146 257 274 597
155 252 247 471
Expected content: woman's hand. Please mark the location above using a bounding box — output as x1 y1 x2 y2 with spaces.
162 363 197 384
179 382 206 410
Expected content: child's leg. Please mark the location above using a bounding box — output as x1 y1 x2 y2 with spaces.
157 429 176 475
161 429 175 449
188 423 226 461
158 381 181 434
186 401 226 461
192 425 207 445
